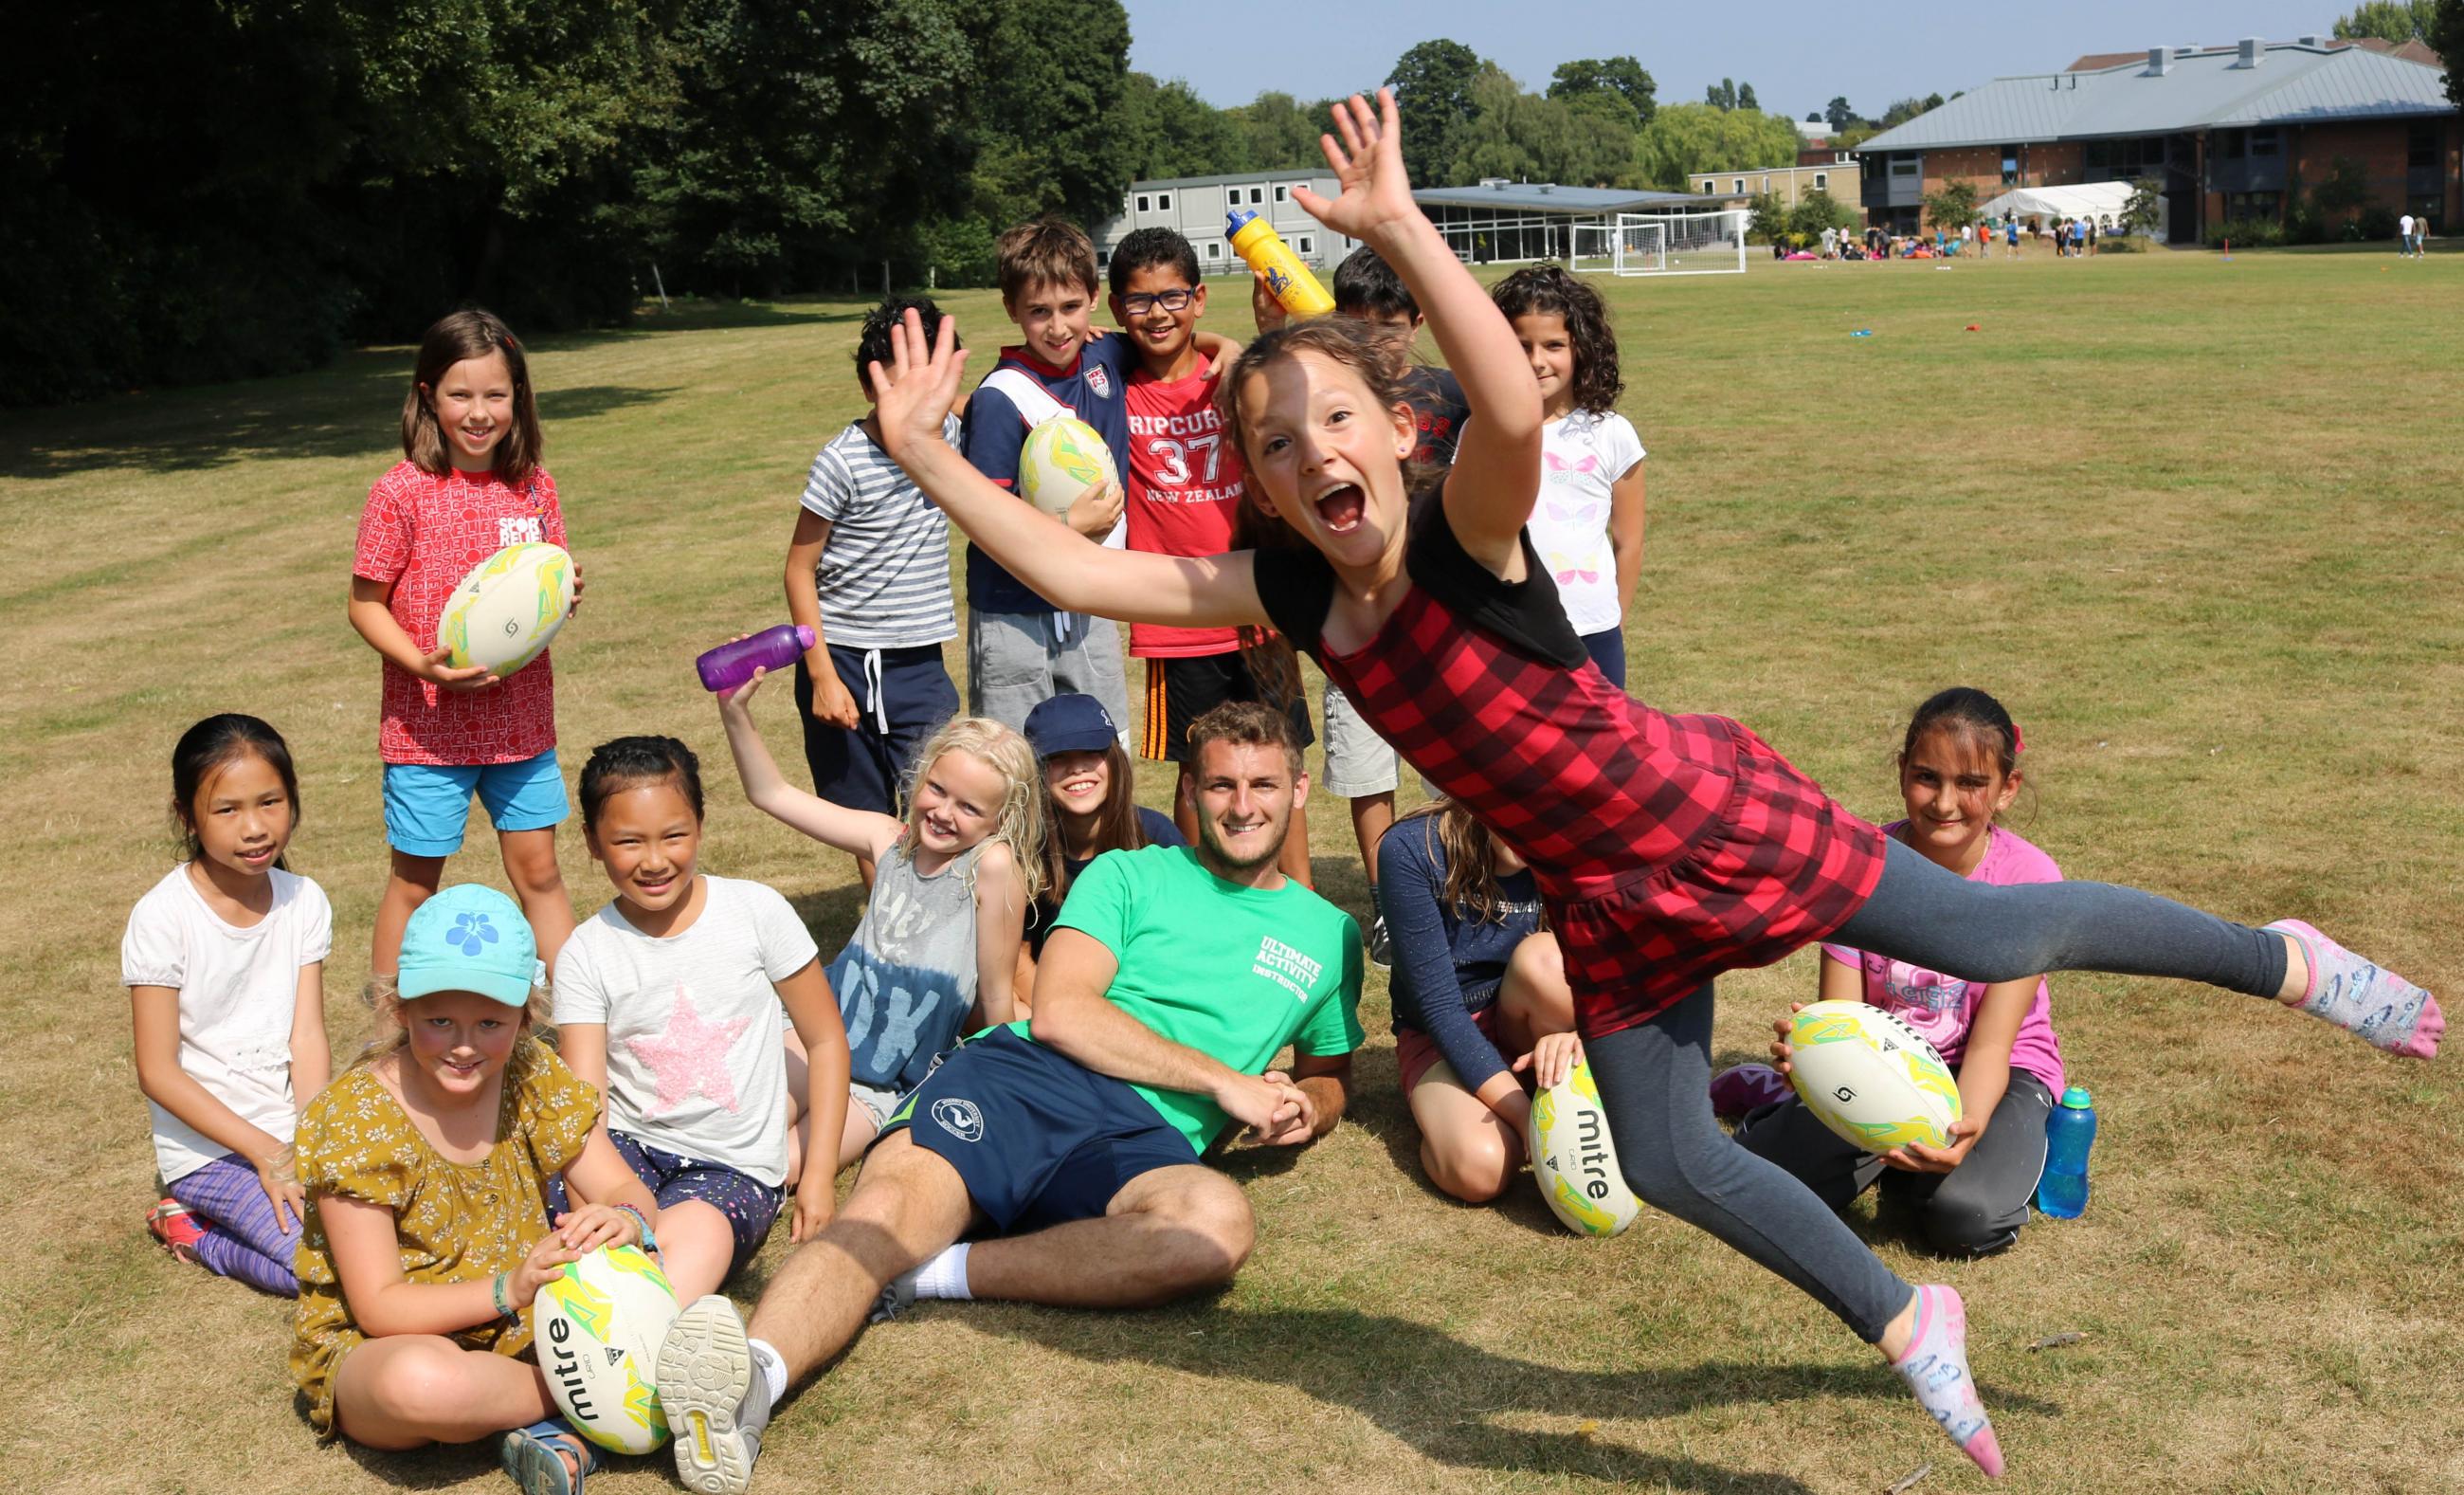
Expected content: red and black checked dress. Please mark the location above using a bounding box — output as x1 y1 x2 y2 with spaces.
1255 490 1889 1038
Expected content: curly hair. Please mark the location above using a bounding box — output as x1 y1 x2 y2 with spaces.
903 716 1049 906
1489 264 1622 417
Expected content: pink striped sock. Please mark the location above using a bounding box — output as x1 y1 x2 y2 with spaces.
1892 1285 2004 1479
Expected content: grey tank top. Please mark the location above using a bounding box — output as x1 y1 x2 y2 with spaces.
825 840 983 1091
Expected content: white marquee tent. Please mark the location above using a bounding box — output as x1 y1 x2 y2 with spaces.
1979 180 2136 226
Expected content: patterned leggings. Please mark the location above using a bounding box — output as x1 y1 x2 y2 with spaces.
168 1154 300 1297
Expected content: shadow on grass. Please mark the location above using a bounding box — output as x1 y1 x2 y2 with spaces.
985 1303 2053 1490
787 882 871 958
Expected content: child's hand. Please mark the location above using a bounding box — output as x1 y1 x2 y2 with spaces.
568 562 585 617
1293 90 1421 247
551 1202 640 1254
871 309 970 464
716 661 769 711
254 1144 305 1232
1064 478 1124 538
1250 270 1288 336
1767 1002 1807 1074
417 646 501 692
510 1230 585 1304
1511 1032 1585 1092
1880 1116 1981 1175
807 658 859 728
789 1176 835 1243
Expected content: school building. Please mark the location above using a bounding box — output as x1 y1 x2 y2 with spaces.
1689 158 1859 210
1854 37 2459 241
1407 181 1708 264
1091 170 1356 275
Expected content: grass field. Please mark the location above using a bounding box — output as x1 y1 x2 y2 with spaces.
5 245 2460 1495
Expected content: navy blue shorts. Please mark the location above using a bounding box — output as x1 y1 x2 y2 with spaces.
1580 627 1626 691
793 644 958 817
882 1028 1200 1232
548 1132 785 1278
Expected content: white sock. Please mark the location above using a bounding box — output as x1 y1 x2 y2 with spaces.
747 1337 788 1419
913 1243 972 1300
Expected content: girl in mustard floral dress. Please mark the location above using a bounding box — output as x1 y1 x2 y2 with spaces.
294 884 663 1495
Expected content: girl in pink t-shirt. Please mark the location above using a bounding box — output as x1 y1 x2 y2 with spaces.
1738 687 2067 1256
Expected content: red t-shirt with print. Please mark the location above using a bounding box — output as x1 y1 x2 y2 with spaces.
1122 356 1243 658
352 461 567 766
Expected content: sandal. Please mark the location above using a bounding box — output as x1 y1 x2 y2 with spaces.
146 1198 207 1266
499 1418 599 1495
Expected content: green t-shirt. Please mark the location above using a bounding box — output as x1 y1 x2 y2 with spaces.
1019 844 1364 1153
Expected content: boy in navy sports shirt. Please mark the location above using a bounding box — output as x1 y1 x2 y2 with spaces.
1108 227 1313 885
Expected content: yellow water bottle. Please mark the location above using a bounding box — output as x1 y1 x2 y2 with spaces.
1227 210 1334 318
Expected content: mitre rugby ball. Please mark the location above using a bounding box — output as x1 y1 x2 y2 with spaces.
438 542 573 677
1530 1060 1641 1237
1018 416 1118 518
535 1244 677 1454
1785 999 1964 1153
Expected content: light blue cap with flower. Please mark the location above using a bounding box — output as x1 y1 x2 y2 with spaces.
398 884 542 1007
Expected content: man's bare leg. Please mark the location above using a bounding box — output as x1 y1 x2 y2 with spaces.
927 1164 1253 1309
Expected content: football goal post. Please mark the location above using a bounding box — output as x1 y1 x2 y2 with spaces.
1611 210 1748 276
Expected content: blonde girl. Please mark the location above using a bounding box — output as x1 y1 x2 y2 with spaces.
717 668 1042 1165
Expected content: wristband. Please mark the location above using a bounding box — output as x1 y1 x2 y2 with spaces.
614 1203 658 1253
491 1269 516 1321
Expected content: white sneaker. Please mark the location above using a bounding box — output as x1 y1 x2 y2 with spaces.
657 1294 768 1495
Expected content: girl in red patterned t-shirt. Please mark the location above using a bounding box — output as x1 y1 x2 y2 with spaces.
348 310 582 999
864 93 2438 1479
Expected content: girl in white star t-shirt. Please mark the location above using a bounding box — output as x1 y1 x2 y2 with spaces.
552 737 851 1303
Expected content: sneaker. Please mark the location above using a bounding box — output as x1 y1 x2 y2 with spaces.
1709 1063 1793 1120
658 1294 768 1495
868 1267 918 1325
147 1198 207 1264
1366 910 1391 970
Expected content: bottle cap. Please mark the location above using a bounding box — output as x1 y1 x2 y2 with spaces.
1226 209 1258 235
2060 1085 2093 1109
795 624 816 649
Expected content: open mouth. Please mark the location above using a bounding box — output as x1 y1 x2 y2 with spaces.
1314 483 1366 534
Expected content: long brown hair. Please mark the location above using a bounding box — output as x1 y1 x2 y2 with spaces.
402 307 542 484
1039 740 1149 903
1392 797 1536 927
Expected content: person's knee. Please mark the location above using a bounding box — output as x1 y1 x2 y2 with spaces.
1920 1186 2020 1257
1150 1182 1255 1285
499 837 567 896
1423 1127 1514 1204
1507 932 1565 992
360 1345 466 1429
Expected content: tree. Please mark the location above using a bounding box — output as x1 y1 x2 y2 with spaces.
1707 78 1737 110
1232 91 1333 169
2121 177 2164 236
1878 96 1930 128
1825 96 1857 131
1548 56 1658 127
1806 111 1823 122
1746 191 1790 245
1121 73 1252 180
1626 102 1801 191
1738 82 1759 111
2433 0 2464 113
2333 1 2436 40
1386 39 1491 186
1788 190 1859 241
1923 178 1980 228
1446 73 1630 188
1923 91 1946 111
2310 155 2374 220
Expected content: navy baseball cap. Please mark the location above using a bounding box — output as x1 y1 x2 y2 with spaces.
1024 693 1117 757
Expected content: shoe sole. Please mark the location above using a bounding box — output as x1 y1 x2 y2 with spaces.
657 1294 756 1495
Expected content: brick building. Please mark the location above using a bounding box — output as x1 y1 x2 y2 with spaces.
1856 37 2458 242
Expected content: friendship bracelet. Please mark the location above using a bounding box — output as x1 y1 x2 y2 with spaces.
491 1269 516 1321
613 1203 658 1253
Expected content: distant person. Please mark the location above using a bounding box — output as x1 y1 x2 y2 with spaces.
2399 212 2416 258
2005 215 2020 256
782 296 965 890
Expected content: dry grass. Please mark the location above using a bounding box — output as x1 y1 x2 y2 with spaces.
4 248 2459 1494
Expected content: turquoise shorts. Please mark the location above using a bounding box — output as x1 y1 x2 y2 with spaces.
381 750 568 857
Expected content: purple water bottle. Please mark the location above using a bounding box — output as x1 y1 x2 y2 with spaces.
697 625 815 693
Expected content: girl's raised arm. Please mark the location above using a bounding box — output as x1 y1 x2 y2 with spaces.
870 313 1270 631
716 671 905 861
1295 90 1542 568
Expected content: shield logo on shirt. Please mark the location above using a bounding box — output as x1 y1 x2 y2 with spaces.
1086 365 1112 399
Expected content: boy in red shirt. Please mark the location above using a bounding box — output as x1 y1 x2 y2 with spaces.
1107 228 1312 884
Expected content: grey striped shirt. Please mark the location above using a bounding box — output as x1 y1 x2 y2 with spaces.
800 414 961 648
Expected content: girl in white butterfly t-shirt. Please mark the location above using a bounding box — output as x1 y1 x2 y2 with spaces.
1487 264 1645 687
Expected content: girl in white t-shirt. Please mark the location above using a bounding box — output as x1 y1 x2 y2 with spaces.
1489 264 1646 688
123 715 332 1295
553 736 851 1304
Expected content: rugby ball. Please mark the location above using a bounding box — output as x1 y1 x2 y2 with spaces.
535 1244 677 1455
1785 999 1964 1153
1529 1059 1641 1237
437 542 573 677
1018 416 1118 519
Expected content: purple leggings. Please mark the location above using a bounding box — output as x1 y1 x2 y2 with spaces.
167 1154 300 1297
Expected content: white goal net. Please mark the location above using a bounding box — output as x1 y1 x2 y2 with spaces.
1610 210 1748 276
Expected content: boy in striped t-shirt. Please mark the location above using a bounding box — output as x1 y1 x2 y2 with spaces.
783 296 966 886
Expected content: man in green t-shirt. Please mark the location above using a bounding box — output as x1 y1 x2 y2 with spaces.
659 702 1362 1494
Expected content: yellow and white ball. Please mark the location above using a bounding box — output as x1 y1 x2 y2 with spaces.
1785 999 1964 1152
1018 416 1117 519
535 1244 678 1455
437 541 573 677
1530 1060 1642 1237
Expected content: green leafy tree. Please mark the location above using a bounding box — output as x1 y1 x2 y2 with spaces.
2434 0 2464 112
1446 73 1630 188
1878 96 1927 128
1625 102 1800 190
1547 56 1658 127
2122 177 2164 235
2310 155 2374 221
1745 191 1790 245
1233 91 1335 168
1806 111 1822 122
1121 73 1252 180
1386 39 1491 185
1923 178 1980 228
1738 82 1759 111
1706 78 1737 110
2333 1 2436 40
1923 91 1946 111
1825 96 1857 131
1788 190 1858 240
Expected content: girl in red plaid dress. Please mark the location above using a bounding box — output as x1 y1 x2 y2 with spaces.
866 93 2439 1480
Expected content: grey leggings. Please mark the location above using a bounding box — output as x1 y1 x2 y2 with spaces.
1584 838 2289 1341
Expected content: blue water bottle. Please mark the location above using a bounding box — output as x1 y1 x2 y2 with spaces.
2036 1085 2096 1218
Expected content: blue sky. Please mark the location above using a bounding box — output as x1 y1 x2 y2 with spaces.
1120 1 2367 119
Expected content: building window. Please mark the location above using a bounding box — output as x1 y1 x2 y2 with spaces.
1250 186 1264 205
1297 234 1314 252
1890 156 1919 178
1814 173 1827 189
1700 181 1714 193
1205 242 1222 260
1136 194 1150 211
2408 124 2437 169
2001 145 2019 185
2248 127 2277 158
1733 177 1746 193
1275 184 1288 202
1157 191 1172 209
1762 175 1772 191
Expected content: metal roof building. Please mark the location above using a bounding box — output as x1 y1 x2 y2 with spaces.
1853 38 2458 241
1409 181 1712 265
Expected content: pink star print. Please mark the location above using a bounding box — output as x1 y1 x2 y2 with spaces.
623 984 752 1117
